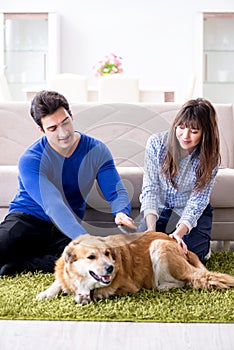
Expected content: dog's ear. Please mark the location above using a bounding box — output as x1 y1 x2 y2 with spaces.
69 239 80 246
64 247 77 263
109 247 117 261
72 234 91 245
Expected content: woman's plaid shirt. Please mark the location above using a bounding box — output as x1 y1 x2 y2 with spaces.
140 131 218 231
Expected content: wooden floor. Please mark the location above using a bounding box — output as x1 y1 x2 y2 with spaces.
0 320 234 350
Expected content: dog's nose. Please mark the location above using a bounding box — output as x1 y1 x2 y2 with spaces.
106 264 114 274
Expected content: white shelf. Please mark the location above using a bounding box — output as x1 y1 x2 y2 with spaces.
0 12 60 101
203 13 234 103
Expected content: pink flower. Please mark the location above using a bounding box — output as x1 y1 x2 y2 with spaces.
93 53 123 76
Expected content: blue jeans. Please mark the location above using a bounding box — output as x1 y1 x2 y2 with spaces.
138 204 213 263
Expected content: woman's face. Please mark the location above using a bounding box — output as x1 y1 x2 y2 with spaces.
176 124 202 153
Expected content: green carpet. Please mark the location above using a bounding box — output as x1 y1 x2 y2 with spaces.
0 251 233 323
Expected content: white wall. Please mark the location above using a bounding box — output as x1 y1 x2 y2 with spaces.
1 0 234 102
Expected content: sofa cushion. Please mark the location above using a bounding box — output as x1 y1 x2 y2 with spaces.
0 103 40 165
86 167 143 211
72 103 234 168
1 166 234 210
1 102 234 168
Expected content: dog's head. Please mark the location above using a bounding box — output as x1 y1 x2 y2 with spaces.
62 235 117 290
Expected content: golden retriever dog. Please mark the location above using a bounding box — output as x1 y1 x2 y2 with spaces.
36 231 234 304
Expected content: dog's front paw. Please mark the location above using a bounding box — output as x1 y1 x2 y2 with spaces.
74 293 91 305
36 289 54 301
36 281 62 301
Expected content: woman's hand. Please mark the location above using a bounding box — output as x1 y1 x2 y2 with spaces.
169 224 188 253
169 232 188 253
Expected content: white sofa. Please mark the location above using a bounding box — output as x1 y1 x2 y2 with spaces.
0 102 234 247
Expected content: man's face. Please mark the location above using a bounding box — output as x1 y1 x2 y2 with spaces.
40 107 76 156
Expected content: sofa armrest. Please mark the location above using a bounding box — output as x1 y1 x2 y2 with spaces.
0 165 18 207
211 168 234 207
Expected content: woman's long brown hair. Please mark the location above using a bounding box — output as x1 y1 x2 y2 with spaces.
161 98 220 191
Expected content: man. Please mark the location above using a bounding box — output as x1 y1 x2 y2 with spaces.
0 90 134 275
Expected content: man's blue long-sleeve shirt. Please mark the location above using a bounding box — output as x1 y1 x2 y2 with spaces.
9 132 131 239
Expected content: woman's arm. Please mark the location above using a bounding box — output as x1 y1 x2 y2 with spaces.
140 134 164 230
177 165 219 231
170 165 219 252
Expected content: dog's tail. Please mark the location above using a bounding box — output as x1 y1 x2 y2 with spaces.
189 270 234 290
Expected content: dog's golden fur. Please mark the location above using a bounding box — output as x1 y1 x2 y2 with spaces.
36 231 234 304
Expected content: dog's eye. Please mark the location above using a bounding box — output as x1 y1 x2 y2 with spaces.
87 254 96 260
105 250 110 257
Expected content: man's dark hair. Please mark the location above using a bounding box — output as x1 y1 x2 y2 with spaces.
30 90 72 129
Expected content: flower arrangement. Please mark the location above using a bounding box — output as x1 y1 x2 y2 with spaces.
93 53 123 76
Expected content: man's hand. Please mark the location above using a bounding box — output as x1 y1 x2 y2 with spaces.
115 212 137 233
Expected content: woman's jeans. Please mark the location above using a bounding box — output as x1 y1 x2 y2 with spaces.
138 204 213 263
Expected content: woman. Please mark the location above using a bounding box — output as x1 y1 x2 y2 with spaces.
139 98 220 263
